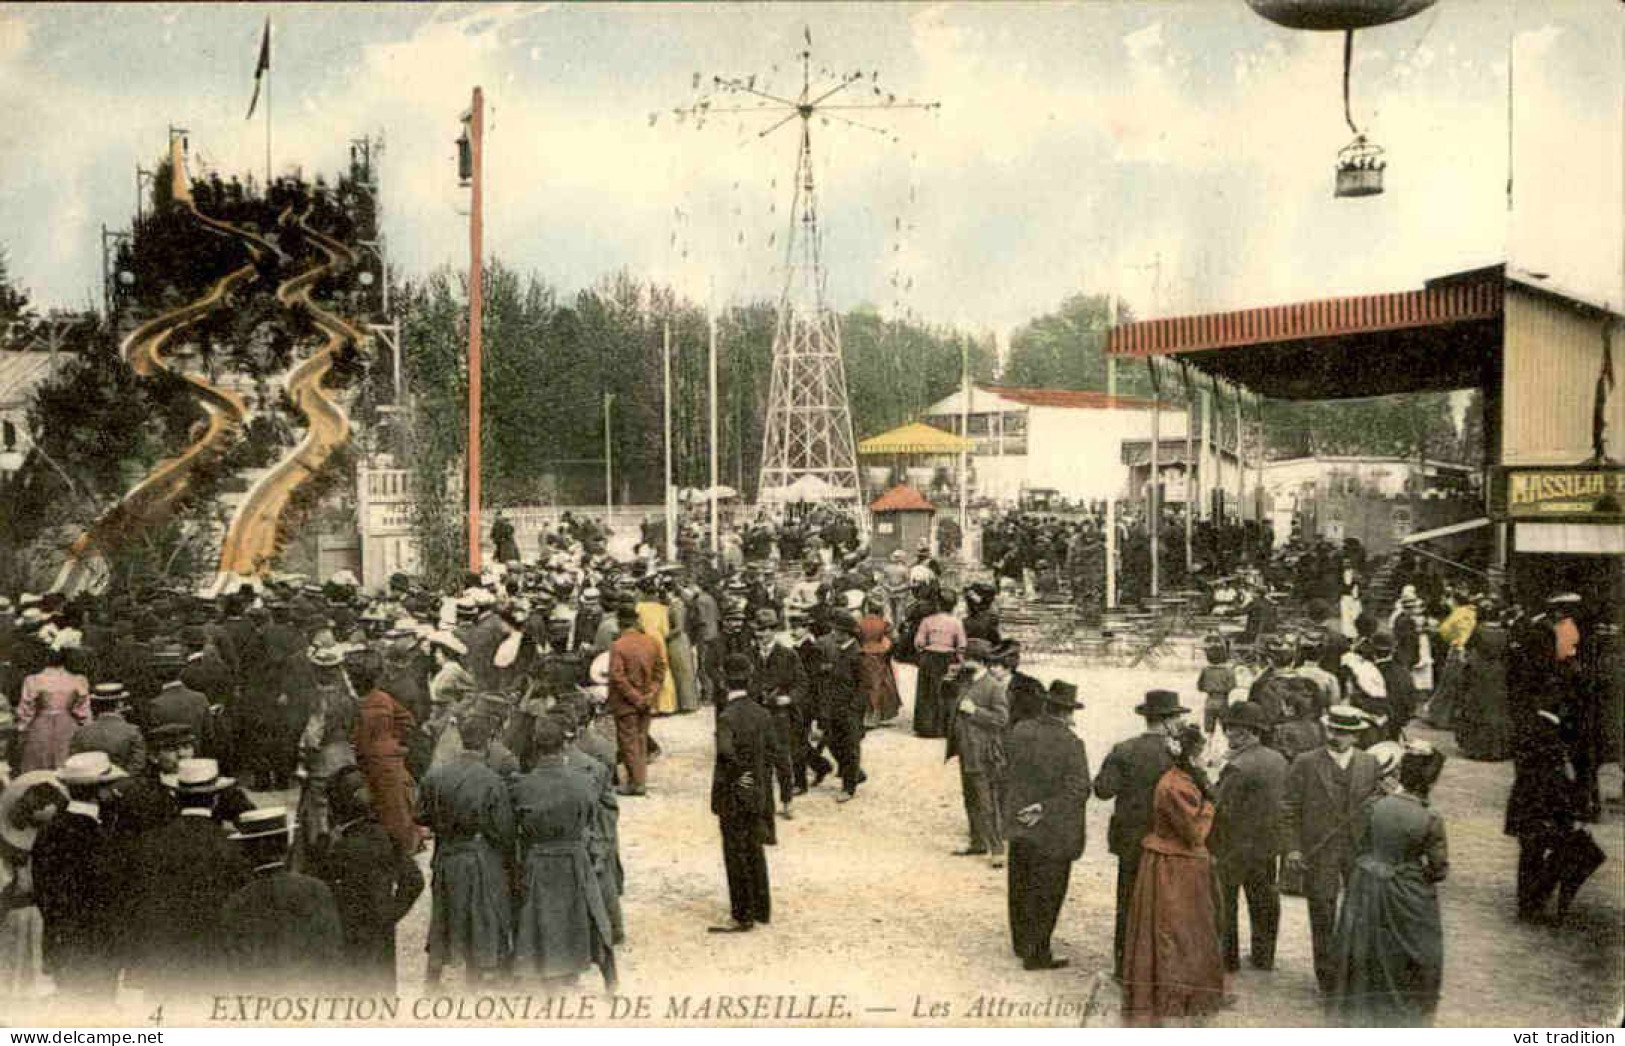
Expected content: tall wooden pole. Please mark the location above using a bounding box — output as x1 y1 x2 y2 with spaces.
1183 361 1195 577
959 337 971 564
663 322 676 561
604 393 614 525
1105 295 1118 610
708 290 720 557
1148 357 1161 601
467 86 484 574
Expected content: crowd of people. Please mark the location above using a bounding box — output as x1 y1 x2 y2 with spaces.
0 505 1616 1026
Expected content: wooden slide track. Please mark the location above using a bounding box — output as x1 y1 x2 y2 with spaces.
53 139 280 595
212 210 364 587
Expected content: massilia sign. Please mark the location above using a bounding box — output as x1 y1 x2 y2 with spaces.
1490 465 1625 523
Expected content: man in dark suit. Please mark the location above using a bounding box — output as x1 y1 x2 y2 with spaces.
129 758 251 992
69 683 147 775
750 608 810 816
220 806 345 991
1212 702 1288 972
711 654 779 933
1001 642 1047 728
1281 703 1380 995
819 615 867 804
32 752 129 1001
1004 680 1090 971
1369 630 1417 740
148 674 215 756
1505 701 1605 923
1093 688 1185 980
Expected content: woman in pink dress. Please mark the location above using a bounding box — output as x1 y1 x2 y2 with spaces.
16 649 90 772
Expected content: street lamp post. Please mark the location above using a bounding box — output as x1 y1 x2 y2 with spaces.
604 392 616 531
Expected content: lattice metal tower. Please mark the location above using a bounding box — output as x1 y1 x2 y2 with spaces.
678 32 938 509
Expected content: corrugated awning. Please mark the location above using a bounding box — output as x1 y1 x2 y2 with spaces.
858 421 973 456
1400 517 1490 545
1105 267 1505 400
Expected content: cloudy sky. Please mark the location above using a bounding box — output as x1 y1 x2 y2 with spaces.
1 1 1619 337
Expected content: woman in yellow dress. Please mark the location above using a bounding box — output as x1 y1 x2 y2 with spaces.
635 576 678 715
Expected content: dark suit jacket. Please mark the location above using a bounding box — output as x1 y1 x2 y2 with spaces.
32 810 118 972
713 696 778 826
1093 732 1173 858
814 635 864 719
1281 745 1379 892
1211 741 1288 877
1004 716 1091 861
132 813 251 978
149 681 215 751
220 868 344 990
751 641 808 714
69 712 147 774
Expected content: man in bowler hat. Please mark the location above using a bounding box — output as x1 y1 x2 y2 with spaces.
1004 679 1090 970
1211 701 1288 971
711 654 777 933
1093 688 1187 980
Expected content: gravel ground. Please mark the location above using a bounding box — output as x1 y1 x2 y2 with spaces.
29 659 1618 1028
381 659 1623 1028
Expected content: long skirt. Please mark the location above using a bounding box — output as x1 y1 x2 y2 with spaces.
1328 856 1443 1026
669 635 701 713
1122 850 1225 1025
1455 660 1512 762
18 713 78 773
860 653 902 723
1425 651 1466 730
913 651 952 738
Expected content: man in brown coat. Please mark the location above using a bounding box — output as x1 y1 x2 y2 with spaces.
1281 703 1379 995
608 599 664 796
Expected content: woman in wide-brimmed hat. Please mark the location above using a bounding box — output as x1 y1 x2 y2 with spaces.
0 771 68 999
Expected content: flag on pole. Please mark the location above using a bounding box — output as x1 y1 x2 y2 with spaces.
245 19 270 119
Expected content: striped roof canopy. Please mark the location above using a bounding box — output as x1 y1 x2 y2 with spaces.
1106 266 1505 400
858 421 973 456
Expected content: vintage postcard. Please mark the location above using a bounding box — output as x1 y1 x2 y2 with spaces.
0 0 1619 1033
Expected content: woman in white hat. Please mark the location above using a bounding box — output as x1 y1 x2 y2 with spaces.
15 646 90 773
0 771 68 999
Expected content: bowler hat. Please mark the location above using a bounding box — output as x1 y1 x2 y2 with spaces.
1134 689 1189 719
1041 680 1082 710
722 653 754 689
1221 701 1270 734
752 608 780 631
1369 631 1397 656
964 638 995 662
992 639 1021 666
1320 704 1369 733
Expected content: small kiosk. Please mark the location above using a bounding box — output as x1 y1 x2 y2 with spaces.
868 484 936 560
